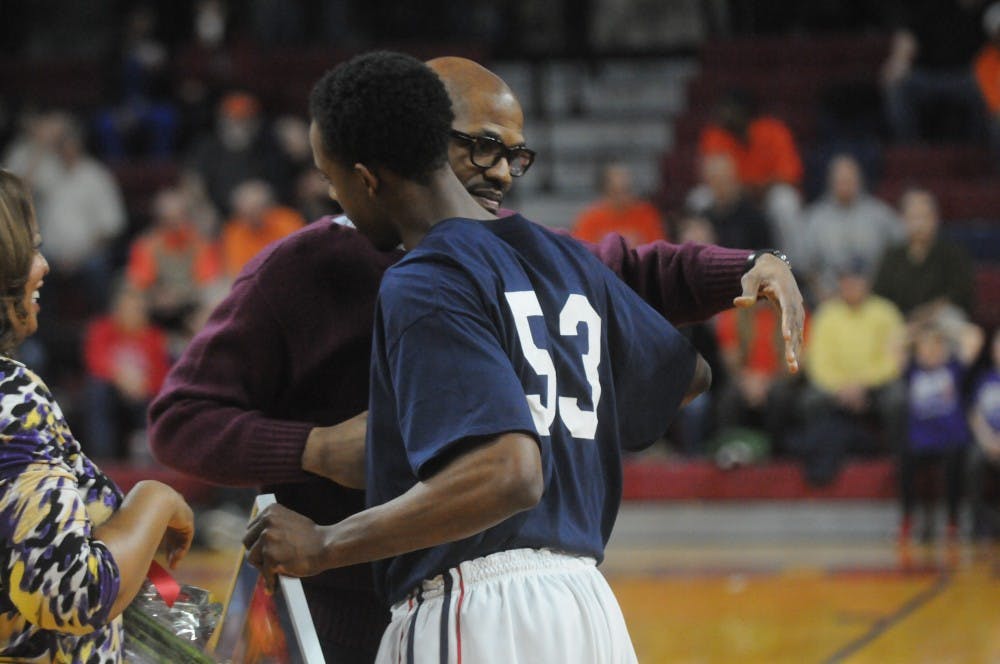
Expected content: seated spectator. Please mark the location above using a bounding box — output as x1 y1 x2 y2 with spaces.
126 187 220 329
221 179 304 277
83 281 170 461
873 188 975 317
698 89 803 256
186 92 291 215
33 114 125 316
801 154 903 302
714 299 804 454
899 315 983 543
802 259 907 457
2 109 63 195
882 2 988 143
572 163 666 248
970 327 1000 539
671 214 723 455
93 5 178 160
273 115 315 203
688 153 773 250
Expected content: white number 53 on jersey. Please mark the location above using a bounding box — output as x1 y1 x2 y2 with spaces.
504 291 602 439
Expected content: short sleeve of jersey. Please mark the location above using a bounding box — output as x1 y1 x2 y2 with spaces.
379 261 541 479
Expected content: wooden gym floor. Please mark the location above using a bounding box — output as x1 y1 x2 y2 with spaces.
174 502 1000 663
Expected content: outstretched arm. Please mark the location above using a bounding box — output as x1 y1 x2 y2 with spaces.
580 234 803 372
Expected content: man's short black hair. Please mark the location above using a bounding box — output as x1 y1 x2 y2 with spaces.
309 51 454 184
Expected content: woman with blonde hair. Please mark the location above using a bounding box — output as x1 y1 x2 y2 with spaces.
0 170 194 663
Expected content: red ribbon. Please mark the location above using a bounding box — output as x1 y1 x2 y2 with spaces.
147 560 181 608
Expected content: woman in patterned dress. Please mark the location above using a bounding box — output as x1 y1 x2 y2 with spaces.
0 170 195 663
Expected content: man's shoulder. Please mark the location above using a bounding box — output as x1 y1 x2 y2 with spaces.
239 217 397 281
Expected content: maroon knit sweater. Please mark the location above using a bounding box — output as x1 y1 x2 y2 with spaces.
148 217 749 652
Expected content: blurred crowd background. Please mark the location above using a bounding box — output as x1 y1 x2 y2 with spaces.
2 0 1000 539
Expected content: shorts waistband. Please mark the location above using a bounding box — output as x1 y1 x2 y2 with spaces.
393 548 596 612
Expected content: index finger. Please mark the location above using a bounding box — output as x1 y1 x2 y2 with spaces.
243 512 268 550
778 292 804 373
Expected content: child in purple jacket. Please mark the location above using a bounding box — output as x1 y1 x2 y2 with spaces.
899 313 983 542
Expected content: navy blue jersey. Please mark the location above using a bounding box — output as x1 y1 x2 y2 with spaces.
367 215 696 604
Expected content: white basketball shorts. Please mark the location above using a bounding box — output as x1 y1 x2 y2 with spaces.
375 548 638 664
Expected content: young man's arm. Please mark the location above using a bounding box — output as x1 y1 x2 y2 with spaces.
245 431 542 590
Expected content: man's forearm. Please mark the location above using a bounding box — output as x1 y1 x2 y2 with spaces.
301 411 368 488
149 395 315 486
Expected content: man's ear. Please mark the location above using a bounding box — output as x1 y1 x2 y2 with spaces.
354 164 378 197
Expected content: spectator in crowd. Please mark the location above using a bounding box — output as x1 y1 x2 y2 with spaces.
177 169 221 235
974 2 1000 156
882 0 989 143
186 92 290 214
572 163 666 248
272 115 315 202
970 327 1000 539
698 89 804 256
873 188 975 317
801 154 904 302
125 187 220 329
220 179 304 277
93 4 178 160
2 109 63 195
899 315 983 543
32 114 125 314
714 299 805 454
803 259 907 456
688 153 773 250
83 281 171 461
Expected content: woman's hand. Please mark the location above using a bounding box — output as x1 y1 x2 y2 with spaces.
160 494 194 569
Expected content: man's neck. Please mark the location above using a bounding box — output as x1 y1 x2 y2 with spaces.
394 168 494 249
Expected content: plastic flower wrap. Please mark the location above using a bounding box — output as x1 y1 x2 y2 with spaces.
123 580 223 663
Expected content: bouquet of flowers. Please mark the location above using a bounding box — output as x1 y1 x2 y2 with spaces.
123 580 223 663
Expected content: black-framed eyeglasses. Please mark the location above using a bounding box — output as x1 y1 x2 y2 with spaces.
449 130 536 177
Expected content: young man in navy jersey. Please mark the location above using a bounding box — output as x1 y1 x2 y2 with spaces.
244 51 710 663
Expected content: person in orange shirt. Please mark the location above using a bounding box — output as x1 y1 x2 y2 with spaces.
975 3 1000 153
698 90 803 190
126 187 220 328
572 163 666 248
221 179 305 277
83 282 171 460
698 90 804 258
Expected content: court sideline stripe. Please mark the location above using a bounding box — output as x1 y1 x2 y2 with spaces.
822 572 952 663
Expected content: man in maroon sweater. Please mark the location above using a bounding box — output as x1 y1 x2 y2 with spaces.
149 58 802 662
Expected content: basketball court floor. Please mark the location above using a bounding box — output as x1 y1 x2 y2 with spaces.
175 502 1000 663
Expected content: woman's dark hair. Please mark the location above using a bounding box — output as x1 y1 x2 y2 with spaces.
309 51 454 185
0 170 37 354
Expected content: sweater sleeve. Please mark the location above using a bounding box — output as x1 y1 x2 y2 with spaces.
578 233 750 326
148 274 314 486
